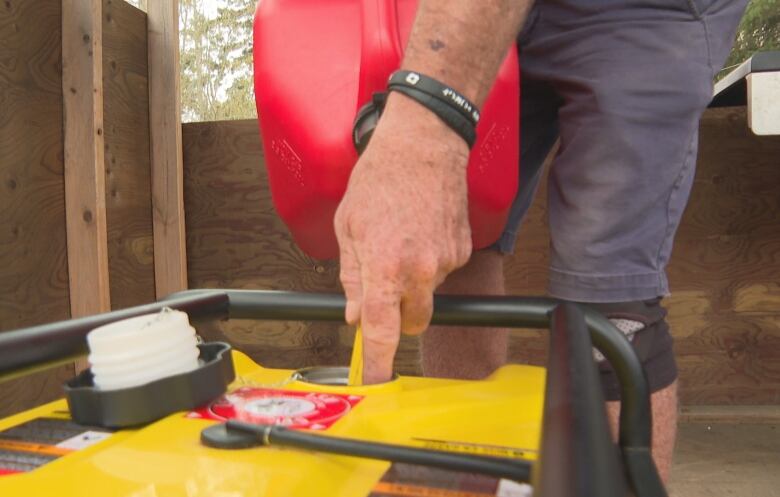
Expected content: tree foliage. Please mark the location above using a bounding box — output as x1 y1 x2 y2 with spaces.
179 0 256 122
121 0 778 120
124 0 256 122
723 0 780 73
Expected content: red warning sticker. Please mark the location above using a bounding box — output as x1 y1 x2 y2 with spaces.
187 387 362 430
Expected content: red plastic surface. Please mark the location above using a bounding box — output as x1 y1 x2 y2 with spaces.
254 0 519 259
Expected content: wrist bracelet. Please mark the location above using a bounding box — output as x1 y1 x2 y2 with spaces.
388 70 480 126
387 85 477 148
351 71 481 152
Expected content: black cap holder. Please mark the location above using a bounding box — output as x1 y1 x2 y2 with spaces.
63 341 235 429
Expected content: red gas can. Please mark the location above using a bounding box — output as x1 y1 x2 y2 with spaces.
254 0 519 259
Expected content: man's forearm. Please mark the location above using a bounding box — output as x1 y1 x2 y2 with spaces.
402 0 532 105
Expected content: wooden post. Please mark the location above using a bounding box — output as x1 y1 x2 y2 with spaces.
62 0 111 318
62 0 110 372
148 0 188 298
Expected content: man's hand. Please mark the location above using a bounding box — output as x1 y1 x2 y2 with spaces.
334 94 472 384
335 0 532 383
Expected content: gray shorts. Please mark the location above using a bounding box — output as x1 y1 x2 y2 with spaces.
495 0 747 302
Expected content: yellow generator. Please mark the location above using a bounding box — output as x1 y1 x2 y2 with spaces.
0 290 665 497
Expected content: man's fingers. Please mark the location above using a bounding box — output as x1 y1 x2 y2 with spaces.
360 287 401 384
400 283 435 336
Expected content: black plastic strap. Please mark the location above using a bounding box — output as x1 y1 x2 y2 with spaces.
387 70 479 149
352 92 388 153
388 85 477 148
388 70 480 125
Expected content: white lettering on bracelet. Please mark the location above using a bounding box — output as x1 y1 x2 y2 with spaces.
441 88 480 122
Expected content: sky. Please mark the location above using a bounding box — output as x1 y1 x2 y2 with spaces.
200 0 222 17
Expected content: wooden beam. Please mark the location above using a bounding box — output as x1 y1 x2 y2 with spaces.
679 405 780 424
148 0 188 298
62 0 111 318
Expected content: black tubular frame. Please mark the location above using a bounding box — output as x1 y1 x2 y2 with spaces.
540 304 627 497
0 289 666 497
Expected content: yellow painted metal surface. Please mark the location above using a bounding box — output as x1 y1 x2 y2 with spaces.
0 352 544 496
348 326 363 386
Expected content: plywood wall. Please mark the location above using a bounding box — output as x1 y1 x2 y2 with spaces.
183 107 780 405
0 0 74 417
103 0 155 309
182 121 352 368
670 107 780 404
0 0 153 417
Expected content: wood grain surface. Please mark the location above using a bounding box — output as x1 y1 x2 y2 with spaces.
148 0 187 298
0 0 73 417
102 0 155 309
62 0 111 318
669 422 780 497
679 405 780 424
182 107 780 404
668 107 780 405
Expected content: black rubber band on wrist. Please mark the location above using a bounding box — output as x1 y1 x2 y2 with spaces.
352 72 480 152
387 85 477 148
352 92 388 154
388 70 480 126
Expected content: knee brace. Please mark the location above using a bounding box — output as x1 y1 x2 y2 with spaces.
582 298 678 401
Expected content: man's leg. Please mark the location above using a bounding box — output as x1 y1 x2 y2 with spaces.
514 0 747 484
421 250 508 379
586 298 679 482
423 256 681 482
425 1 747 486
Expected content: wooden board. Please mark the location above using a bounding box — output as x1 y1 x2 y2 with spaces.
0 0 73 417
669 423 780 497
182 108 780 404
147 0 187 298
679 405 780 424
62 0 111 319
102 0 155 309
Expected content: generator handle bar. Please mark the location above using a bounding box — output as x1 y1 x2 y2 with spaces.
214 290 652 449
